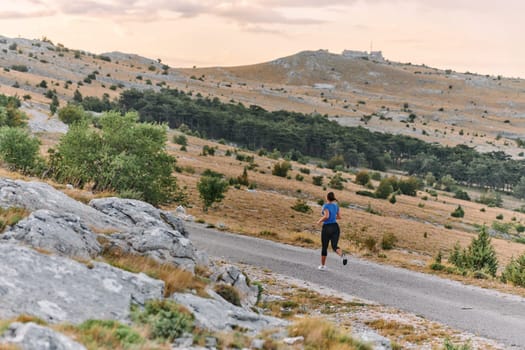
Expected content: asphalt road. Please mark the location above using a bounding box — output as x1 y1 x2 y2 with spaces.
187 222 525 349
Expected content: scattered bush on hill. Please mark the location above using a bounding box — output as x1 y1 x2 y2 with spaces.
272 161 291 177
197 171 229 212
355 170 370 186
291 199 312 214
501 253 525 287
448 226 498 277
450 205 465 218
58 104 88 124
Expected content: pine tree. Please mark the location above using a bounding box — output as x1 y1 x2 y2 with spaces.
465 226 498 276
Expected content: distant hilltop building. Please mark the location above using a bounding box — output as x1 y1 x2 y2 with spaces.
342 50 384 61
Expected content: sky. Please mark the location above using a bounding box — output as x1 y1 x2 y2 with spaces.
1 0 524 78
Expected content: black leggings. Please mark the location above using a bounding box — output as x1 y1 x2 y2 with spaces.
321 223 340 256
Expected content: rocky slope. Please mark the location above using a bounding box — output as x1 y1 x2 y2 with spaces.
0 178 287 349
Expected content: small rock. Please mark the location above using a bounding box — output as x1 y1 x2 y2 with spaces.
0 322 86 350
283 336 304 345
250 339 265 349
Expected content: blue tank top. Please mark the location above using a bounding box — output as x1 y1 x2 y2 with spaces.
322 202 339 224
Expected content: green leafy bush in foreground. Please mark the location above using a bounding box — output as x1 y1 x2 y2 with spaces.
131 300 194 342
48 111 180 205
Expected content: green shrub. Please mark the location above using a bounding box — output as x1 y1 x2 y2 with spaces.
450 205 464 218
58 104 87 124
173 134 187 146
443 338 472 350
49 111 180 205
381 232 397 250
356 190 376 198
77 319 144 348
197 173 229 212
10 64 28 72
389 194 396 204
375 178 393 199
132 300 194 342
295 174 304 181
299 167 310 174
355 170 370 186
328 173 345 190
312 175 323 186
291 199 312 214
214 284 241 306
448 226 498 276
0 127 42 174
491 221 512 234
272 161 291 177
501 253 525 287
454 190 471 201
496 213 504 220
398 177 421 196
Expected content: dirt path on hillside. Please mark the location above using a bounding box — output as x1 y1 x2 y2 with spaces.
187 222 525 349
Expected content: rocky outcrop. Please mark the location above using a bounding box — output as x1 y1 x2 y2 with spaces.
0 179 126 231
104 227 202 272
1 209 101 259
211 265 259 309
91 197 206 271
89 197 188 237
0 322 86 350
0 243 164 324
171 290 286 334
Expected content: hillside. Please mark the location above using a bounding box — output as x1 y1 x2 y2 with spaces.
1 36 525 158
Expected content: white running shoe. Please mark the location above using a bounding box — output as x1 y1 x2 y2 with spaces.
318 265 326 271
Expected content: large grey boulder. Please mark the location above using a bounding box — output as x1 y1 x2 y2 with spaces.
1 209 101 259
0 322 86 350
89 197 188 237
211 265 259 309
91 198 206 271
0 243 164 324
0 179 127 231
105 227 201 271
171 290 286 334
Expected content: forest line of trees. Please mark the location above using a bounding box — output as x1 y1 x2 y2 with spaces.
111 88 525 199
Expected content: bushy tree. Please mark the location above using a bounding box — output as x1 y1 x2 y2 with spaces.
197 172 229 211
451 205 465 218
375 178 393 199
272 161 291 177
398 177 421 196
50 111 179 205
328 172 345 190
0 127 41 174
449 226 498 276
355 170 370 186
502 253 525 287
0 99 27 128
58 104 87 124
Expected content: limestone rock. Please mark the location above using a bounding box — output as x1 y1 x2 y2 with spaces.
89 197 189 237
171 290 286 334
211 265 259 309
1 209 101 259
0 243 164 324
0 322 86 350
0 179 126 231
105 227 200 272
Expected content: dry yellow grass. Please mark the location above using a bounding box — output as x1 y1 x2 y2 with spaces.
99 248 207 297
162 133 525 296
